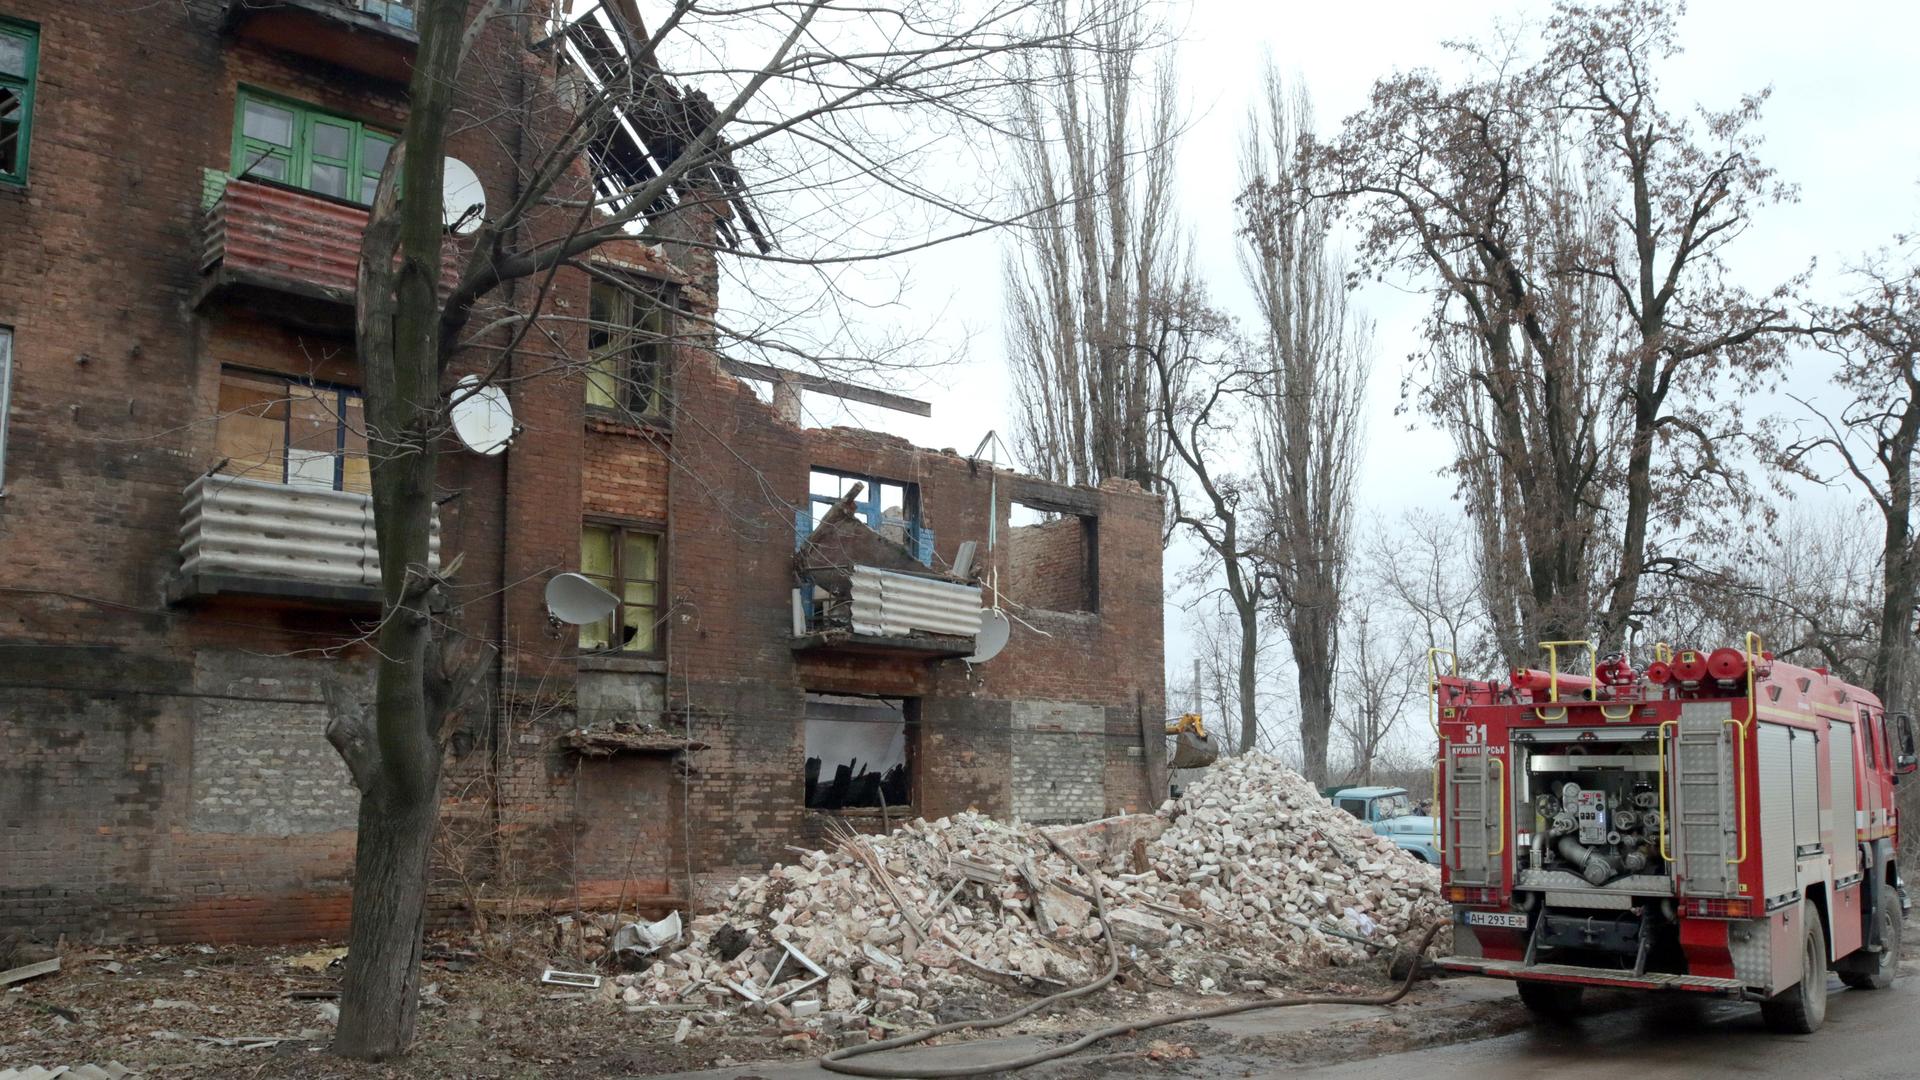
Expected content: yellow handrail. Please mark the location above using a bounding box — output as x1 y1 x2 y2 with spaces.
1742 631 1764 728
1723 717 1748 866
1538 639 1598 701
1657 719 1677 862
1489 754 1507 858
1427 647 1457 737
1654 641 1673 664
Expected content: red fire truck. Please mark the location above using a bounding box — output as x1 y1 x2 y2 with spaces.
1433 640 1916 1033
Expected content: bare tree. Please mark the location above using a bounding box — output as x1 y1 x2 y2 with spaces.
1366 508 1493 672
1781 248 1920 701
1333 593 1423 785
1005 0 1180 490
1145 277 1273 756
1238 70 1370 786
1318 0 1804 658
334 0 1136 1059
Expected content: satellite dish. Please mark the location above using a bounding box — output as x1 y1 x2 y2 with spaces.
449 375 514 455
545 573 620 625
443 157 486 235
967 609 1012 663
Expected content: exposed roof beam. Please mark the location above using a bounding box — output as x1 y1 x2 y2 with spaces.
719 358 932 417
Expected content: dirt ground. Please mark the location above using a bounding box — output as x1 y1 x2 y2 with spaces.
0 930 1407 1078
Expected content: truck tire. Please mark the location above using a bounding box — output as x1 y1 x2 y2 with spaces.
1839 879 1902 991
1517 980 1584 1020
1760 904 1828 1034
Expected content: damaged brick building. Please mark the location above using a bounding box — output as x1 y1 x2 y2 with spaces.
0 1 1167 945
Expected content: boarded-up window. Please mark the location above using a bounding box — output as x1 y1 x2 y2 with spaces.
214 368 368 493
580 522 664 655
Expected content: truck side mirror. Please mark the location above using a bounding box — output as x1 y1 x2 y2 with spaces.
1896 712 1918 776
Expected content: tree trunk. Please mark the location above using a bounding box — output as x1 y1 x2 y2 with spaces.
1293 623 1334 785
1235 590 1260 755
1875 452 1914 704
334 767 440 1054
332 0 462 1060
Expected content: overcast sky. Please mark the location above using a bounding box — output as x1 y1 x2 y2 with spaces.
757 0 1920 699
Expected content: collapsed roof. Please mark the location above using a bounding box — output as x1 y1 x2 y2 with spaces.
559 1 771 254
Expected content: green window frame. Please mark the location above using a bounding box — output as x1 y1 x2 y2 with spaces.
0 18 39 186
231 88 395 205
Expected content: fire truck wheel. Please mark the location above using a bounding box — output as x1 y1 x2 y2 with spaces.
1516 980 1584 1020
1839 879 1902 991
1761 903 1828 1035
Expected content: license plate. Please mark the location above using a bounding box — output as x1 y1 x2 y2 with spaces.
1464 911 1528 929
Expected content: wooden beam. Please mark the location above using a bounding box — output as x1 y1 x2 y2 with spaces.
1007 475 1100 516
719 358 931 417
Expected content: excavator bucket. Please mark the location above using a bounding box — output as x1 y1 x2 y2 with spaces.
1168 728 1220 769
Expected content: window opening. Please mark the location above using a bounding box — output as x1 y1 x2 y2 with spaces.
804 468 926 558
580 522 664 655
585 278 671 418
804 694 912 810
1006 499 1097 613
0 19 39 185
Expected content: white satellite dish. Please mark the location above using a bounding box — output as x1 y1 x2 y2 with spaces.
545 573 620 625
967 609 1012 663
449 375 514 455
443 157 486 235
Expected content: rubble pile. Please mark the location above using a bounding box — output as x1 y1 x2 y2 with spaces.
615 754 1444 1047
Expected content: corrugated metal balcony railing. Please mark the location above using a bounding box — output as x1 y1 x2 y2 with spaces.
793 565 981 658
196 178 464 320
200 178 369 307
169 473 441 605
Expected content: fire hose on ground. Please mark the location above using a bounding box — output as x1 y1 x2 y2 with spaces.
819 832 1448 1078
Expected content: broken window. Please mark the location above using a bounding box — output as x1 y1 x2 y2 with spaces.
357 0 416 30
0 18 37 186
804 468 927 561
232 88 395 205
1006 500 1097 613
585 277 671 419
804 694 912 810
213 368 370 493
580 522 664 655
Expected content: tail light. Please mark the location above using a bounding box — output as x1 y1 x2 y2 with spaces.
1685 897 1755 919
1446 885 1500 905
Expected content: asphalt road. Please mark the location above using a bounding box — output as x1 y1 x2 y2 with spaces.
1293 956 1920 1080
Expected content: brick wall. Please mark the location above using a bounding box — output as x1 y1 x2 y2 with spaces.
0 2 1167 946
1010 701 1106 822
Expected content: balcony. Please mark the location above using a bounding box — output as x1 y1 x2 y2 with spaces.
196 178 461 330
223 0 417 84
168 473 441 606
792 566 982 659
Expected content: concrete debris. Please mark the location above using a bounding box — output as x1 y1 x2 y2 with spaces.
0 1065 135 1080
620 754 1444 1039
283 947 346 973
0 959 61 988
